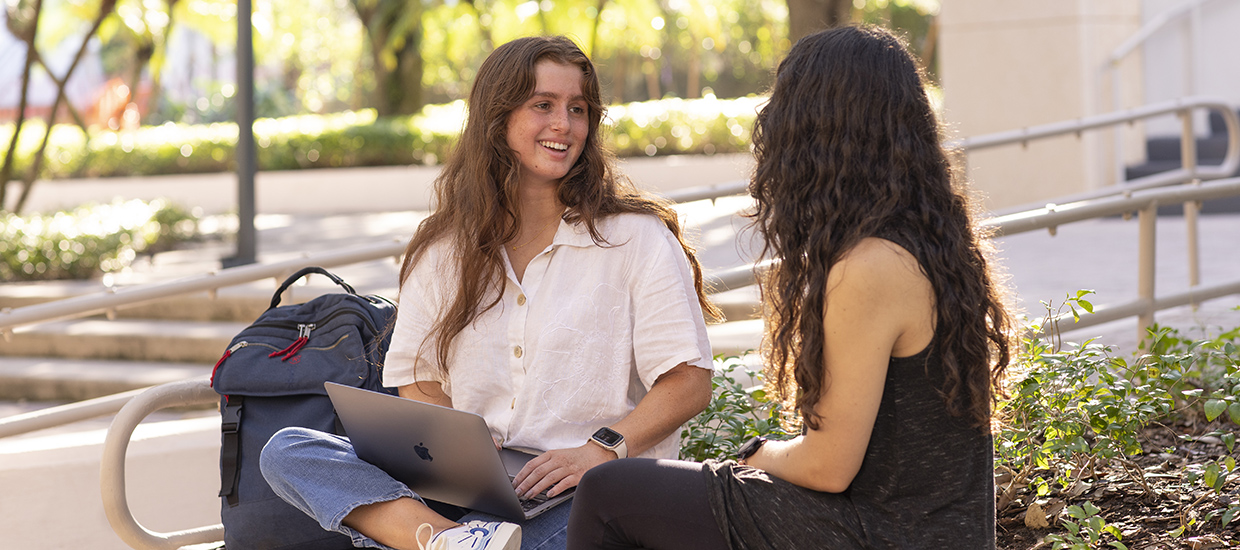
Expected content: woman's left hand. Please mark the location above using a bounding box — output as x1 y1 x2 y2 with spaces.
512 442 616 499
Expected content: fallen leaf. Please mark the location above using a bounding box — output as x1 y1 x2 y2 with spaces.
1024 501 1049 529
1067 479 1091 498
1187 535 1224 550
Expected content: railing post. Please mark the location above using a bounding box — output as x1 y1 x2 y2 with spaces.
1185 186 1201 294
1111 65 1124 186
1137 201 1158 343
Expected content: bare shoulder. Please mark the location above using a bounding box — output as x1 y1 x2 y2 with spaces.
828 237 927 293
827 237 935 356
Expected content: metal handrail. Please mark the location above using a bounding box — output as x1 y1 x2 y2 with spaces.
100 378 223 550
987 176 1240 336
946 96 1240 215
0 238 406 335
1102 0 1222 185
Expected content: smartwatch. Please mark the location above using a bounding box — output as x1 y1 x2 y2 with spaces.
589 427 628 459
736 435 767 462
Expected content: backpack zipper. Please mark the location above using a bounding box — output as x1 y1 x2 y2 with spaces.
270 323 315 361
248 308 381 335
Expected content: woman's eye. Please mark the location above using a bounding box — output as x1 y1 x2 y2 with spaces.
569 106 586 115
534 102 551 110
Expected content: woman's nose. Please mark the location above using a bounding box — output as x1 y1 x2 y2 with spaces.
549 107 568 132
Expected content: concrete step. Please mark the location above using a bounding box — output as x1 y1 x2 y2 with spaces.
1143 134 1231 163
0 317 760 402
0 279 398 324
0 357 213 401
4 318 247 364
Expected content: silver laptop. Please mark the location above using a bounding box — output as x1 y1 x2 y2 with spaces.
324 382 574 521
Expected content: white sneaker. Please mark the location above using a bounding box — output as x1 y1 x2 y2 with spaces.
416 520 521 550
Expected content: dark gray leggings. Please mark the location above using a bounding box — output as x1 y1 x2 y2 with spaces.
566 458 729 550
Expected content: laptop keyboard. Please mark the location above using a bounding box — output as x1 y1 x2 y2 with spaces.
509 476 573 512
520 490 551 512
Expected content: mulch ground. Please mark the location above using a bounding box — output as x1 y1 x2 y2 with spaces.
997 417 1240 549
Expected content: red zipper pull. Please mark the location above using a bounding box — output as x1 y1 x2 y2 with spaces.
211 342 248 385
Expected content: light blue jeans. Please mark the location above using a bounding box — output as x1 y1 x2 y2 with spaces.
260 427 570 550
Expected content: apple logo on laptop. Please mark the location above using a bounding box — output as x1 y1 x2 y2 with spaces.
414 442 433 462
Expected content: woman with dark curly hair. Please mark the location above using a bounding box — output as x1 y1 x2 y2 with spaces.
566 25 1012 550
260 35 720 550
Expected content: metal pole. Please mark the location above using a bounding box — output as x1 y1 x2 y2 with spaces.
227 0 257 267
1180 110 1201 300
1136 201 1158 343
1185 197 1201 293
1112 66 1124 186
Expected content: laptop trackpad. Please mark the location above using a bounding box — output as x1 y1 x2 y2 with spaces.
499 448 537 477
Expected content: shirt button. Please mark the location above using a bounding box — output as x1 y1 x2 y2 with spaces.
514 346 523 358
517 294 526 306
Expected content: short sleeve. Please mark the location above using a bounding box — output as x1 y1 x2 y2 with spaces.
628 219 713 389
382 246 450 388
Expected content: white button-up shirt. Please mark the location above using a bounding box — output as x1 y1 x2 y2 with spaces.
383 212 712 459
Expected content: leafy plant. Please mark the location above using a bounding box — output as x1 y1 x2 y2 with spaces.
680 354 798 461
0 198 198 281
0 96 763 183
1045 501 1128 550
995 292 1177 509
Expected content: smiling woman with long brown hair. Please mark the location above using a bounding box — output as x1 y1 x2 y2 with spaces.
259 35 720 550
567 25 1013 550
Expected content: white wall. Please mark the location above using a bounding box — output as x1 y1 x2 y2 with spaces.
939 0 1144 212
1141 0 1240 136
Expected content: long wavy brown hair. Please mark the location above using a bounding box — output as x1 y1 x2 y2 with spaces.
397 35 721 378
749 26 1012 430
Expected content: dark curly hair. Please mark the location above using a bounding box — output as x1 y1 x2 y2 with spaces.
398 35 721 377
749 26 1012 430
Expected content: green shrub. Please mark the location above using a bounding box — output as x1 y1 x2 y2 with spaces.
0 96 762 181
680 355 798 462
0 199 198 282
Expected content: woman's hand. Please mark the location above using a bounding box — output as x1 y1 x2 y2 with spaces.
511 442 616 499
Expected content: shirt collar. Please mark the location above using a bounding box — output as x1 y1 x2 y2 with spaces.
552 216 600 249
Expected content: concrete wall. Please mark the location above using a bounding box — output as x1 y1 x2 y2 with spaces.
939 0 1144 212
0 416 220 550
1141 0 1240 136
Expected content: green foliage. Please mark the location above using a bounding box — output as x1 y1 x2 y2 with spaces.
1045 501 1128 550
606 96 761 157
0 199 198 282
996 293 1177 492
0 96 760 181
680 355 798 462
998 291 1240 540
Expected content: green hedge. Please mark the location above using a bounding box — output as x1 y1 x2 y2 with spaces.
0 96 762 180
0 199 198 282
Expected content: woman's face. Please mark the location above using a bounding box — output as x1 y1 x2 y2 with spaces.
505 60 589 191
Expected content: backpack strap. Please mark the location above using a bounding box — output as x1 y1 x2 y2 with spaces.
270 267 358 309
219 395 245 506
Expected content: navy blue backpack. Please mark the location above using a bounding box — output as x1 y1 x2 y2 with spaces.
210 266 397 549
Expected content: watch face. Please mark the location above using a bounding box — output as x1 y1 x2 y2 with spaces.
593 427 623 447
737 436 766 459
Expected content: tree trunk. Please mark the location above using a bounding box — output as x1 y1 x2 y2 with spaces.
353 0 424 116
786 0 852 45
384 30 422 115
587 0 607 59
144 0 180 121
14 0 116 214
0 0 43 212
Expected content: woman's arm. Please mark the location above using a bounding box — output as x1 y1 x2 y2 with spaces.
397 381 453 408
743 238 935 493
512 362 712 499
